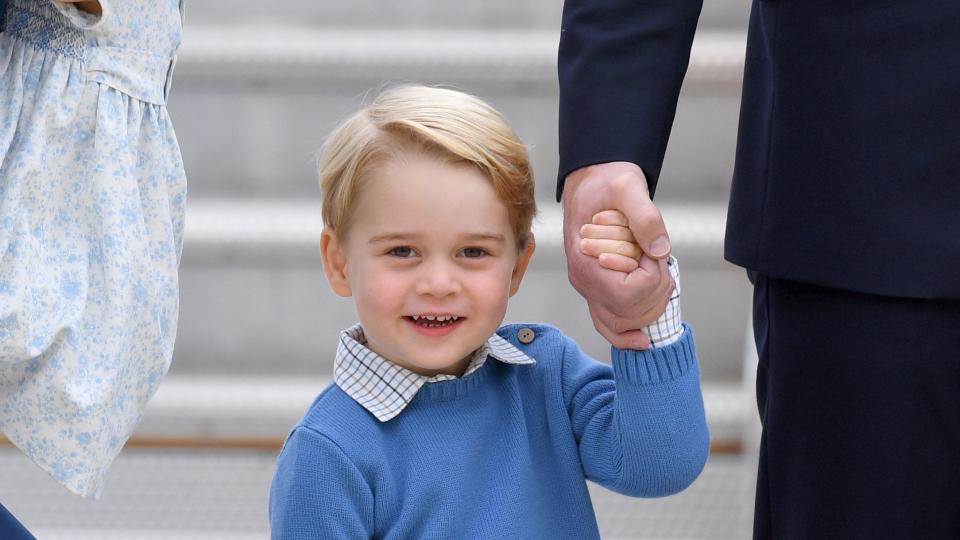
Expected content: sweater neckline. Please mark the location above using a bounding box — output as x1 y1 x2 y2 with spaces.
413 358 500 403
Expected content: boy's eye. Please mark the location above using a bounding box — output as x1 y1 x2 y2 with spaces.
461 247 487 258
388 246 416 258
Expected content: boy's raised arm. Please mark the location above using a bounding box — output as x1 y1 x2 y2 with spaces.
560 239 707 496
560 328 709 497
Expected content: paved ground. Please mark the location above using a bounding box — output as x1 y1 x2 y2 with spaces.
1 446 755 539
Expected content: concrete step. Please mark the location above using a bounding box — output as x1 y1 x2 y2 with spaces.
173 199 752 380
168 27 746 202
185 0 751 30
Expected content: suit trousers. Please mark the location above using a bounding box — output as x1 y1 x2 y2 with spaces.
751 274 960 539
0 501 34 540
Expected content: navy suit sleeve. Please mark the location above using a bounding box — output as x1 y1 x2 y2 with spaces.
558 0 703 200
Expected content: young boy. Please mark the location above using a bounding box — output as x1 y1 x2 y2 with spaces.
269 86 709 539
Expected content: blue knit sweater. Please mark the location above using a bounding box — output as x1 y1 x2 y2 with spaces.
269 323 709 539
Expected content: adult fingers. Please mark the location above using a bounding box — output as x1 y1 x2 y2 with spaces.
632 278 675 324
579 238 643 260
611 256 675 320
589 303 651 350
579 223 636 242
596 277 674 334
568 244 672 326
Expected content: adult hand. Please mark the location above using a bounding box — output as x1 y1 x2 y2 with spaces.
562 162 674 349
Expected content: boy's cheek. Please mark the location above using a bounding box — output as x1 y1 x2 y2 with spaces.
469 275 514 318
354 278 405 313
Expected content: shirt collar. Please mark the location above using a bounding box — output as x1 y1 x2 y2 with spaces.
333 324 535 422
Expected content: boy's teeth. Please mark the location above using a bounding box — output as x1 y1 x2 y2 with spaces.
410 315 460 323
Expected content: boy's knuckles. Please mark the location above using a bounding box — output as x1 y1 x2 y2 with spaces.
579 224 599 238
594 210 629 226
602 254 640 273
585 225 635 243
615 242 640 257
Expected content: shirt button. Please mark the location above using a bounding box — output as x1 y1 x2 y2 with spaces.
517 327 535 344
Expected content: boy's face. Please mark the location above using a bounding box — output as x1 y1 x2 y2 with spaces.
321 154 535 377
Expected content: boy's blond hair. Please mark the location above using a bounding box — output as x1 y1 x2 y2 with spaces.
318 85 536 247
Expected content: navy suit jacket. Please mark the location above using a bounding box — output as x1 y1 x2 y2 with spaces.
559 0 960 299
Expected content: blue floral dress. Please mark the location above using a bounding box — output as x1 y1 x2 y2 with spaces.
0 0 186 497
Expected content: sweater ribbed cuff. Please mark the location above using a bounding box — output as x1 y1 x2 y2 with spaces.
611 324 695 386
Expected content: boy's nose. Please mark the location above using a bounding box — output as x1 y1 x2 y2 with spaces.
415 261 461 297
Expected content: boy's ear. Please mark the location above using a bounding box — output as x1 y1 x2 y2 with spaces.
320 228 353 297
509 233 536 297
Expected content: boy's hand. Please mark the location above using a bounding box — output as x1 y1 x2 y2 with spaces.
579 209 683 349
562 162 673 349
578 210 644 273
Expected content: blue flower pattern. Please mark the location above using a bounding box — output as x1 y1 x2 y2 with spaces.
0 0 186 497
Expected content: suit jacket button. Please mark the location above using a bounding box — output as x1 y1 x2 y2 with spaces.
517 327 535 344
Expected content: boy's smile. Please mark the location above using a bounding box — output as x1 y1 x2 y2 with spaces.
321 153 535 377
405 314 464 337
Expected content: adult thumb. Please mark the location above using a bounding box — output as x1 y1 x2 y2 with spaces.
625 198 671 259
